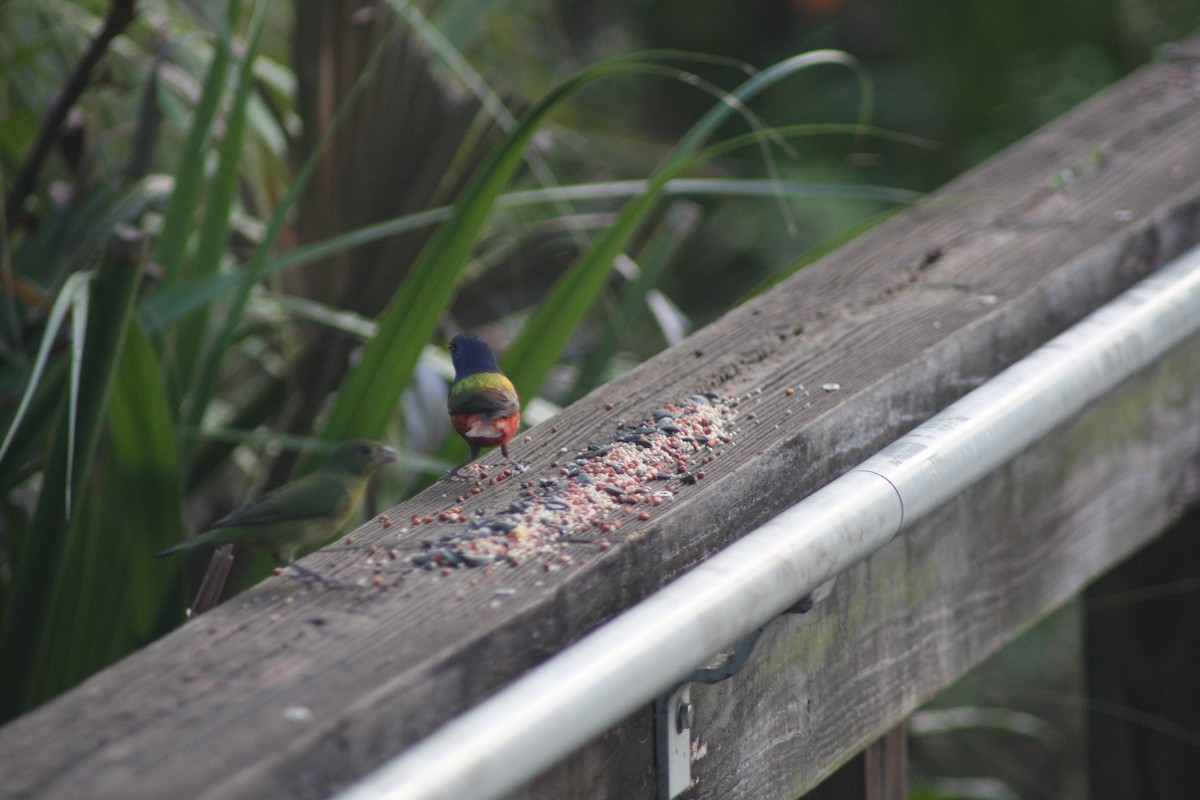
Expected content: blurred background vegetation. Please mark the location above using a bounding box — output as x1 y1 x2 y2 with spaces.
2 0 1199 794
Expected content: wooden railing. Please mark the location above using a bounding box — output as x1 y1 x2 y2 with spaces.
4 41 1200 800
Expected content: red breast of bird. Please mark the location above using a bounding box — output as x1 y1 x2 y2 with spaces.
447 373 521 456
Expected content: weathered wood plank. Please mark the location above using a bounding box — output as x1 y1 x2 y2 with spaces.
683 322 1200 799
510 309 1200 800
4 43 1200 800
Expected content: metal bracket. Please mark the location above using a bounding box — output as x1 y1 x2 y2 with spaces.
654 683 692 800
653 626 764 799
653 584 834 799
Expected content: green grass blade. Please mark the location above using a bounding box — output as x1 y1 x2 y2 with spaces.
154 3 238 286
178 1 265 422
671 50 871 165
64 255 89 516
139 206 447 334
103 319 186 632
0 271 91 467
430 0 507 49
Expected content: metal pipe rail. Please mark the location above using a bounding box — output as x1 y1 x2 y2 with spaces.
337 243 1200 800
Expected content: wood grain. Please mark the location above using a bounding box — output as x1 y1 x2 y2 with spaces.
4 44 1200 800
512 316 1200 800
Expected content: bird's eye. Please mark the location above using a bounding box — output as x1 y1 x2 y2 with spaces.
449 341 458 353
360 445 372 456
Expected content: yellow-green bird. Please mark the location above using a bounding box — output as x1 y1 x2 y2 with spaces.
157 441 397 580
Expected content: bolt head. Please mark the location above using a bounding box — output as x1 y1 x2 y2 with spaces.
676 701 693 733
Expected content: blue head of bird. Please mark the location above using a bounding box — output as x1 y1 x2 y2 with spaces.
449 333 503 381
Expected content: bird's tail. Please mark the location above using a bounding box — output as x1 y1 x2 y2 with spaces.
155 538 199 558
465 417 506 439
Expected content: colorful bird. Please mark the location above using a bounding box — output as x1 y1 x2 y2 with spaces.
447 333 522 475
157 440 397 581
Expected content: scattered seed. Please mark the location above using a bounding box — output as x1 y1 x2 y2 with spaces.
403 395 737 573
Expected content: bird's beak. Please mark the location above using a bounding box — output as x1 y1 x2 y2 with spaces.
378 446 400 466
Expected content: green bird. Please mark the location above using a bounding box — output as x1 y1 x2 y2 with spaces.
157 441 397 580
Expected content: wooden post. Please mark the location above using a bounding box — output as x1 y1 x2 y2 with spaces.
1084 504 1200 798
865 725 907 800
803 754 865 799
801 723 906 800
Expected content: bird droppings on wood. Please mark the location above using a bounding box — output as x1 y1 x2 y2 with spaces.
404 394 739 573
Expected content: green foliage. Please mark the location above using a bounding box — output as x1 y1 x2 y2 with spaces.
0 0 300 717
0 230 146 717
